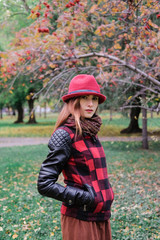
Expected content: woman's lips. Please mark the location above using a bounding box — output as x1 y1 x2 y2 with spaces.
85 109 93 112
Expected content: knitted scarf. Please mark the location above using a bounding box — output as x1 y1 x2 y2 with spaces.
65 114 102 137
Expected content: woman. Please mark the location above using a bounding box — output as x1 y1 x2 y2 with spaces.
37 74 114 240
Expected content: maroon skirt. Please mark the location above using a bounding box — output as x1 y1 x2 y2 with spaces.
61 214 112 240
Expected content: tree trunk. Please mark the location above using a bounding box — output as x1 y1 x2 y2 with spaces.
7 107 11 116
0 109 2 119
142 95 149 149
39 106 41 117
27 98 37 124
12 109 16 116
44 102 47 118
110 109 112 121
120 106 142 134
14 105 24 123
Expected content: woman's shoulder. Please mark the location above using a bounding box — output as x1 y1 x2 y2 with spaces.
53 125 75 140
59 125 75 134
48 126 74 150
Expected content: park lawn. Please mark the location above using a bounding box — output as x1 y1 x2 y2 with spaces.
0 141 159 240
0 112 159 137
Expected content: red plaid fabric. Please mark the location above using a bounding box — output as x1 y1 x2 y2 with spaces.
60 126 114 222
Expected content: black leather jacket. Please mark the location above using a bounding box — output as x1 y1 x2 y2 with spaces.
37 128 95 207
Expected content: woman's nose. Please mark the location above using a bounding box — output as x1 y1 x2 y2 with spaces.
87 100 93 106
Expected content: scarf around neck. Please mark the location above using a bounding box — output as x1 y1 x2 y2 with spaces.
65 114 102 137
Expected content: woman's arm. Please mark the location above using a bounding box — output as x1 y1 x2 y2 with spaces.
37 128 94 207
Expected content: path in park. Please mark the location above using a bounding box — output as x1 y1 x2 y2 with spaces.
0 136 158 147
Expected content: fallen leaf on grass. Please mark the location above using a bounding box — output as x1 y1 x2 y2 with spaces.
124 226 129 232
0 197 8 201
12 233 18 239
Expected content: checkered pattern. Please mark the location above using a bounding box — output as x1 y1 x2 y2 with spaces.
60 126 114 222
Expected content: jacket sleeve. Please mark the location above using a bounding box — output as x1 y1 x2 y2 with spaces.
37 128 94 207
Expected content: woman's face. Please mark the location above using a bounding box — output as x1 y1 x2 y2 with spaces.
79 95 99 118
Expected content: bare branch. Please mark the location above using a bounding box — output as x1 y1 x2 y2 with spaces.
112 80 159 95
120 105 160 113
62 53 160 87
21 0 31 13
9 12 28 17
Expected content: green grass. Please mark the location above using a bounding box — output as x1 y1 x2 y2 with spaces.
0 112 159 137
0 115 57 137
0 142 159 239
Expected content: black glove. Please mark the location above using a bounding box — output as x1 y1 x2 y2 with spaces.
64 184 96 208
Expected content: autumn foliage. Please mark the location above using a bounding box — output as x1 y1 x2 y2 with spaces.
0 0 159 105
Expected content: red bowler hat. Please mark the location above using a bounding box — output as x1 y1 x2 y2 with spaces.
62 74 106 104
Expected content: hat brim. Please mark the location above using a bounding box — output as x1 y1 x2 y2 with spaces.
62 91 106 104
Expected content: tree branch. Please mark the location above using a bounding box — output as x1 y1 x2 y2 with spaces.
111 79 159 95
62 52 160 87
10 12 28 17
120 105 160 113
21 0 31 13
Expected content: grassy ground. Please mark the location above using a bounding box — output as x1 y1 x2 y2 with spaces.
0 142 159 240
0 112 159 137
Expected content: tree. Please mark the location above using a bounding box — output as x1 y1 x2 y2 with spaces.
0 92 5 118
0 0 159 148
6 84 26 123
121 98 142 134
0 0 38 50
26 87 37 124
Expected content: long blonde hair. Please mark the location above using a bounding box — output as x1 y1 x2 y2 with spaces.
54 98 83 135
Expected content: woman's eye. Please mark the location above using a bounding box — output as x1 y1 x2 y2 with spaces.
93 97 98 101
82 96 88 99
